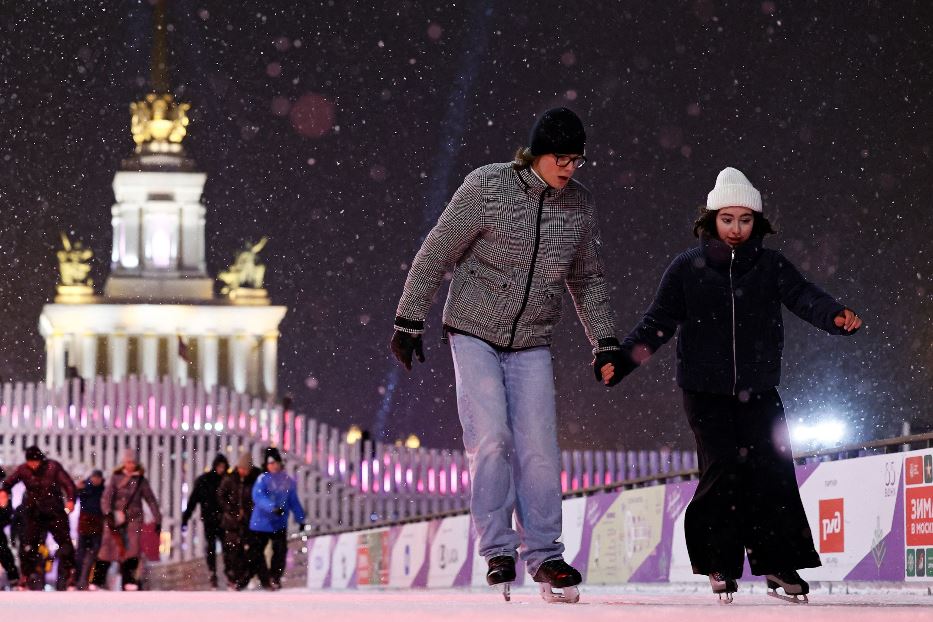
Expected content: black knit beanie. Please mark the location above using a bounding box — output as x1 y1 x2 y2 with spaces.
264 447 283 465
25 446 45 462
212 453 229 469
528 107 586 156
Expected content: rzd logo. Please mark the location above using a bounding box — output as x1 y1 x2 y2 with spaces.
819 498 845 553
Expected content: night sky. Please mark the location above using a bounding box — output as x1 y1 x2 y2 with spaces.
0 1 930 451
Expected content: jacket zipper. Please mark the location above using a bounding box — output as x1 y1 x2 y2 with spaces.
729 249 737 395
508 188 547 348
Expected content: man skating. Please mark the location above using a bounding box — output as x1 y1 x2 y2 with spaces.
390 108 625 602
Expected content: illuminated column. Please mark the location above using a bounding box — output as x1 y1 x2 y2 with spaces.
199 334 218 391
174 335 189 386
80 333 98 380
230 335 250 394
247 336 261 396
262 333 278 397
141 334 159 382
47 335 66 387
110 334 128 381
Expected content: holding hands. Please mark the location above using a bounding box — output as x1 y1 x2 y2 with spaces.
592 339 633 387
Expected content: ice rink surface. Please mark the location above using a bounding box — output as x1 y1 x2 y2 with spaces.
3 586 933 622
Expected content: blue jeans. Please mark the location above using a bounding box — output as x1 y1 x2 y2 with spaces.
449 333 564 575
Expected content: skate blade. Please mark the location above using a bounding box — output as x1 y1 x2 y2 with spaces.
488 582 512 602
717 592 734 604
768 589 808 604
538 583 580 604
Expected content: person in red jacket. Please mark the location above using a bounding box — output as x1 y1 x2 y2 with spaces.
0 446 76 590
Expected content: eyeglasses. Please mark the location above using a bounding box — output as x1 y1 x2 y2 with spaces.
554 154 587 168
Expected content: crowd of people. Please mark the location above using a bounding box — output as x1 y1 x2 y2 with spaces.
0 444 305 592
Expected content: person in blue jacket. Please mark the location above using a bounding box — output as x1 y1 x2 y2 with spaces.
601 167 862 603
244 447 305 590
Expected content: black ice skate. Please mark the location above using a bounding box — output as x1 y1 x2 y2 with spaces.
708 572 738 604
532 559 581 604
765 570 809 604
486 556 516 602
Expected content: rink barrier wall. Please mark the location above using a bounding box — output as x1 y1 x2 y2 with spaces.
151 434 933 590
0 376 698 566
288 435 933 591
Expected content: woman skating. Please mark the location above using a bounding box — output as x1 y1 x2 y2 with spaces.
602 167 861 603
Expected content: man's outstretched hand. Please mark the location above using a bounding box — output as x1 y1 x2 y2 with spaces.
834 309 862 333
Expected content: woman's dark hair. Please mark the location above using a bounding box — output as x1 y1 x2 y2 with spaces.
693 207 777 239
512 147 535 170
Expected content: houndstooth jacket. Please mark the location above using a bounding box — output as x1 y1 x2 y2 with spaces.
395 162 619 352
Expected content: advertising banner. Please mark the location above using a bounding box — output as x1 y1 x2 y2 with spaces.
798 453 902 581
329 531 360 588
585 485 666 584
904 449 933 581
388 522 429 588
357 529 390 586
306 535 335 589
426 514 471 588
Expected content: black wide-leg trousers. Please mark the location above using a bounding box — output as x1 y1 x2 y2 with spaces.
683 388 821 579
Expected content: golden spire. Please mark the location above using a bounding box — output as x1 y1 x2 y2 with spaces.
129 0 191 153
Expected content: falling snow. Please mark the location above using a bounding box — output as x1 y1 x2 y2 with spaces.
0 2 929 452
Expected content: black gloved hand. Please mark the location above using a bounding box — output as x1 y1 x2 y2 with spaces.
273 507 286 516
390 330 425 371
154 523 162 533
591 338 635 387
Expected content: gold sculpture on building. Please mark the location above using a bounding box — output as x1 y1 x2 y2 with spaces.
56 233 96 303
128 0 191 153
219 237 270 304
130 93 191 150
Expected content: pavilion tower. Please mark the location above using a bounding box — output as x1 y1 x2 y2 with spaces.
39 0 286 398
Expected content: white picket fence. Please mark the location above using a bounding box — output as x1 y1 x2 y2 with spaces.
0 377 696 562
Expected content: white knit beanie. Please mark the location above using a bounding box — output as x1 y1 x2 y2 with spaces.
706 167 762 212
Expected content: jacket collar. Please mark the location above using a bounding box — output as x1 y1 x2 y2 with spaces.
699 233 763 274
515 165 565 200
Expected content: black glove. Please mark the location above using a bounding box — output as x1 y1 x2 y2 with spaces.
591 338 635 387
390 330 425 371
273 507 286 516
154 523 162 533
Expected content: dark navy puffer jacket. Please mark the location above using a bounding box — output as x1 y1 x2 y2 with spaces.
619 234 857 396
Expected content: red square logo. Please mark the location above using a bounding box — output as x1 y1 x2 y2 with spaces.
906 457 924 486
819 498 845 553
